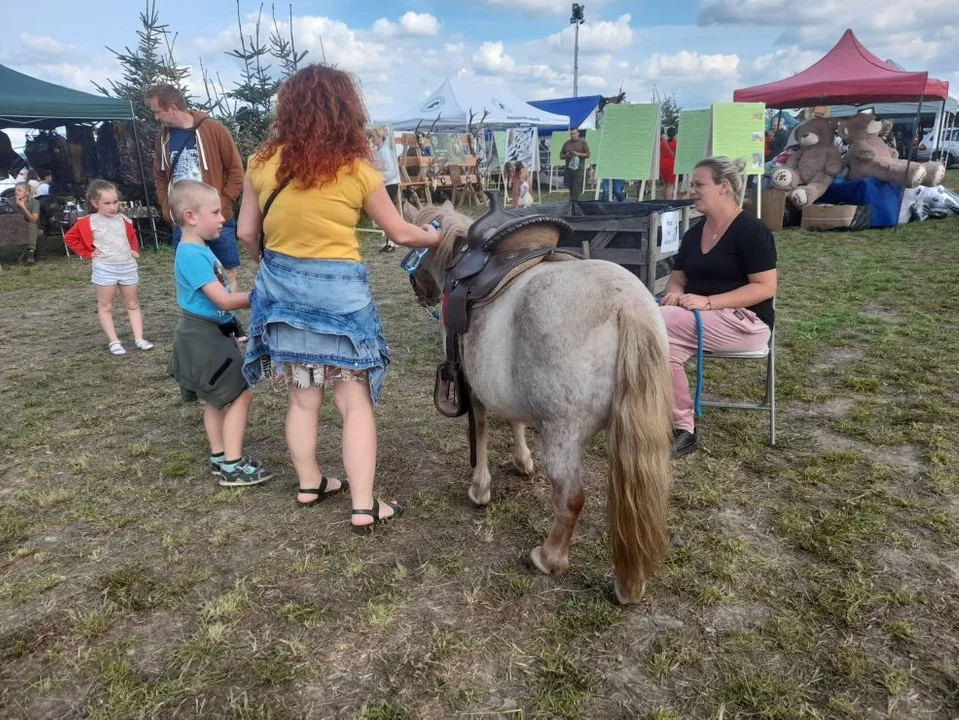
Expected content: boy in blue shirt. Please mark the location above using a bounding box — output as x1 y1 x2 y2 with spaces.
167 180 272 486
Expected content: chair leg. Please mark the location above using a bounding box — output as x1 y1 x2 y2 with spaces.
768 343 776 446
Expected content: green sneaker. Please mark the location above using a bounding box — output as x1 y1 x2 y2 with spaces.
209 456 264 476
215 458 274 487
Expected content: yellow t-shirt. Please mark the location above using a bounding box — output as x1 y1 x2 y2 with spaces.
248 150 383 261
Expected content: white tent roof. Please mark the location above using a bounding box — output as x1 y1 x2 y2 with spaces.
380 77 570 131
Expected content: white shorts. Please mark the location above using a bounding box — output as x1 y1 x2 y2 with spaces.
91 260 139 287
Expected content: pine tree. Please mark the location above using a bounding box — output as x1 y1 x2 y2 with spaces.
660 94 680 128
94 0 194 203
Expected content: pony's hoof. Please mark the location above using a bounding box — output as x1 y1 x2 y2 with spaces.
529 546 567 575
512 453 534 476
467 485 490 507
613 579 647 605
529 546 550 575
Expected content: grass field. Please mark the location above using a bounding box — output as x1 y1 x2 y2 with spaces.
1 175 958 718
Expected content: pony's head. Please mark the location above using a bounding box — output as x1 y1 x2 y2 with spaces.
403 201 473 308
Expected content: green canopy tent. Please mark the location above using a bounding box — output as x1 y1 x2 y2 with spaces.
0 63 157 246
0 63 134 128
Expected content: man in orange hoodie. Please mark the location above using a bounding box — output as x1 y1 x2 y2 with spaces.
147 84 244 288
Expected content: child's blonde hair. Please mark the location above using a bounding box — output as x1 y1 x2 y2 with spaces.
14 181 33 198
168 179 220 226
86 179 117 211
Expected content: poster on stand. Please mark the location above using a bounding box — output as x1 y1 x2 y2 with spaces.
550 131 571 167
595 104 660 181
493 131 508 169
711 102 766 175
675 109 712 177
505 127 538 170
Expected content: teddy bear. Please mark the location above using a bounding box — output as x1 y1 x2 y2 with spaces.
839 114 945 188
770 117 843 207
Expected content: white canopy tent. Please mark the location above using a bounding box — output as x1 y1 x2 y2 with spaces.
380 77 570 131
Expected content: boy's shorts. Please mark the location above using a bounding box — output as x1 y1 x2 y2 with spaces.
168 313 249 409
172 219 241 269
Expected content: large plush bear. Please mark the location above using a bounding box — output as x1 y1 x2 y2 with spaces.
770 117 842 207
839 114 945 188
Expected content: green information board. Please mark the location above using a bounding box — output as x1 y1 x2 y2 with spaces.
550 131 570 166
711 102 766 175
493 131 507 166
674 109 712 177
587 129 600 168
595 104 660 181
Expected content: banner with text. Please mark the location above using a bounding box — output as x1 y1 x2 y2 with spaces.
674 109 712 177
711 102 766 175
595 104 661 181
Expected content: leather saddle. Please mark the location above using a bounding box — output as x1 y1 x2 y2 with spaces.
435 191 580 418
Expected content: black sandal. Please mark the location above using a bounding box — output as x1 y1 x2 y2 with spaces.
296 476 349 507
351 499 403 534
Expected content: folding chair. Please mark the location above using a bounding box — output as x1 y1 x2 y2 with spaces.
695 310 776 446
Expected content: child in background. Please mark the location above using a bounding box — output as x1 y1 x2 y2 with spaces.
167 179 272 487
13 182 41 265
517 163 534 207
63 180 153 355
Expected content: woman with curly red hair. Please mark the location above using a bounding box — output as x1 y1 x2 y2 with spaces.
237 64 439 532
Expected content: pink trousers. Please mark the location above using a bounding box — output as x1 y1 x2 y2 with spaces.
660 306 771 432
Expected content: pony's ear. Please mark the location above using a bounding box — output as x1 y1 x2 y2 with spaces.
401 201 417 223
442 200 454 212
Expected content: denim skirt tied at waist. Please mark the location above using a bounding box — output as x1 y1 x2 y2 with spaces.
242 250 390 403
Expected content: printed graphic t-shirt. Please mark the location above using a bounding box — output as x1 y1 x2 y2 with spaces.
170 128 202 183
175 242 234 322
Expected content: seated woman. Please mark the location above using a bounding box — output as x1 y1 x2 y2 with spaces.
660 156 777 459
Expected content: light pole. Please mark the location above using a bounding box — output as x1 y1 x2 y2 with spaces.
571 4 584 98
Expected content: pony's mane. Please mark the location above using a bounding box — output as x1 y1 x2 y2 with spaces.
409 202 473 272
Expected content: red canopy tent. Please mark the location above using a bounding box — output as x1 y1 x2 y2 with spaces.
734 29 949 107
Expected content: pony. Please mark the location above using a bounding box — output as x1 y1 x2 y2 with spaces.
404 201 674 604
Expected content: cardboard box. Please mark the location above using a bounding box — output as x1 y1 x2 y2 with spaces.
800 203 871 231
760 188 788 232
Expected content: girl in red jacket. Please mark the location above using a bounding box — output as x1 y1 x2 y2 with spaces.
64 180 154 356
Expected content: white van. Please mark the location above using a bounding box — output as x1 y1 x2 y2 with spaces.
917 128 959 166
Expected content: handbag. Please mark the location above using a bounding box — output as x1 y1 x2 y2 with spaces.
258 176 292 258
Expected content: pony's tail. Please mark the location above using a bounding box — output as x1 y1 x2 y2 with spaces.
608 305 673 604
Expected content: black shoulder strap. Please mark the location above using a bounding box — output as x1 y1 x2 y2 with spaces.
258 176 293 257
169 116 208 179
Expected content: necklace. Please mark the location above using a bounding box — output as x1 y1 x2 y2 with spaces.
705 209 741 243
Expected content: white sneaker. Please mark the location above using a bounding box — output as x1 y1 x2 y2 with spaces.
108 342 126 356
135 339 154 351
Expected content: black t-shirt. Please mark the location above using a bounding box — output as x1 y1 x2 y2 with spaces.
673 212 777 328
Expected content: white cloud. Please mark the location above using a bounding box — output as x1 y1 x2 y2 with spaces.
373 11 440 38
641 50 740 80
531 86 561 100
698 0 959 63
473 41 516 75
19 33 78 61
548 13 634 53
578 74 608 89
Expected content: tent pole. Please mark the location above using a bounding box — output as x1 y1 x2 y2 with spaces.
898 93 925 230
129 110 159 250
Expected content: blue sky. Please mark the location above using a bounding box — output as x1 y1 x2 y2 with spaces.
1 0 956 145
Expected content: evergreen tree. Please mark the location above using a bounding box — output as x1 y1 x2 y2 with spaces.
94 0 193 204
